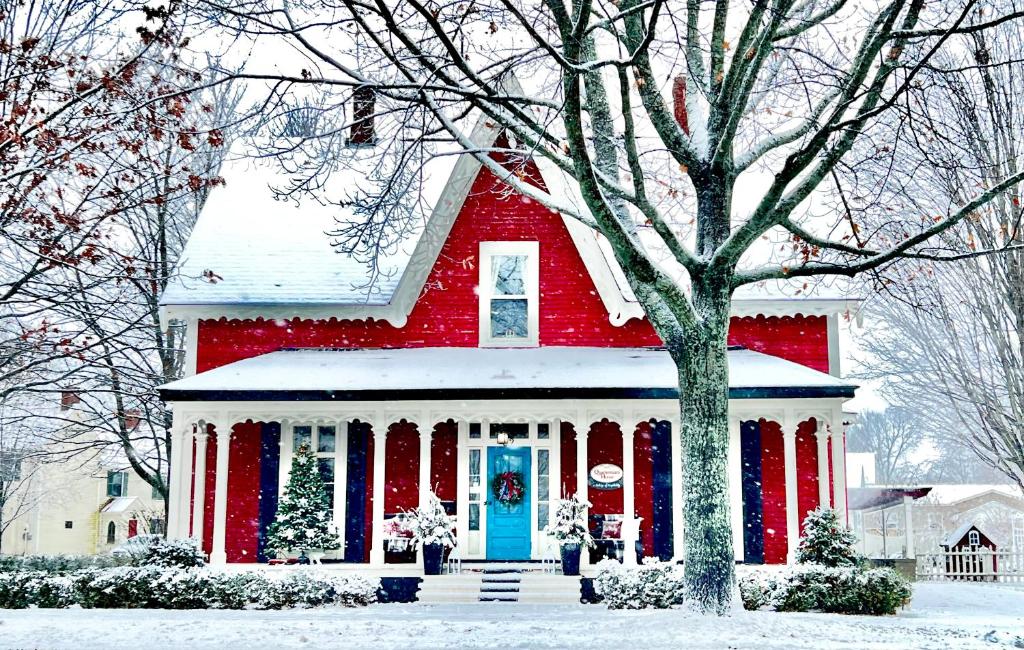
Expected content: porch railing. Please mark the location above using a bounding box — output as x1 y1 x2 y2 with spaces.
916 548 1024 583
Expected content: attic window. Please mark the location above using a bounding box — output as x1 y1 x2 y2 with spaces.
348 86 376 146
478 241 539 347
968 530 980 547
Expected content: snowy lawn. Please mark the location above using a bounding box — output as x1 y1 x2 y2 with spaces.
0 582 1021 649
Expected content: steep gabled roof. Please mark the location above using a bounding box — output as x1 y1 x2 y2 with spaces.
160 112 862 327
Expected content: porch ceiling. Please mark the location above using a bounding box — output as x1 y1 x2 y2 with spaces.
160 347 857 402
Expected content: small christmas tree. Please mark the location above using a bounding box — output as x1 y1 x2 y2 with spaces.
795 506 860 567
266 443 341 556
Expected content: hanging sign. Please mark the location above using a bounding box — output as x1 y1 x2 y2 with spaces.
589 463 624 490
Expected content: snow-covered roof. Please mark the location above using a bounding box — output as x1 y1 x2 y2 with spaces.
924 484 1024 506
941 521 1002 547
159 347 857 401
160 114 863 327
101 497 138 514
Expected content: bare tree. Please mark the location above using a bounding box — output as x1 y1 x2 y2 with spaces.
185 0 1024 610
847 408 922 485
859 14 1024 494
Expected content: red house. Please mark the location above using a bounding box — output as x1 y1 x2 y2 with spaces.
159 116 859 568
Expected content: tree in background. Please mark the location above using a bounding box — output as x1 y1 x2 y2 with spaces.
857 15 1024 494
0 1 238 523
846 408 922 485
189 0 1024 611
265 444 341 557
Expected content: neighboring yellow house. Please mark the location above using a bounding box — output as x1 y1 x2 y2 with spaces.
1 452 165 556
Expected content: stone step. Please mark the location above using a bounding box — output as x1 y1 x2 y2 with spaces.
479 595 519 602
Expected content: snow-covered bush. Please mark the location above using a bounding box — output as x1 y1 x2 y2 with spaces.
592 559 686 609
0 554 128 573
544 493 594 547
795 507 861 567
138 537 206 568
0 566 378 610
0 572 77 609
404 492 455 548
738 565 911 615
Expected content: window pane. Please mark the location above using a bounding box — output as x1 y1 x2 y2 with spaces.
537 423 549 439
317 426 336 453
469 504 480 531
490 299 528 338
489 423 529 440
318 458 335 483
469 423 481 439
469 449 480 480
538 449 549 476
491 255 526 295
538 503 549 531
293 426 312 450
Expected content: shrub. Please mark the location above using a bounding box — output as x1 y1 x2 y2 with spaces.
0 554 128 573
738 565 911 615
138 538 206 568
795 507 861 568
593 559 686 609
0 572 76 609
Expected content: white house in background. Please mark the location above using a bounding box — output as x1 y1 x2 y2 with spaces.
0 398 165 556
845 450 1024 559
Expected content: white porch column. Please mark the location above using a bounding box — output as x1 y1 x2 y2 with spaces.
815 423 831 508
419 418 433 506
177 425 195 537
549 419 561 507
167 423 186 539
334 421 348 556
210 422 232 564
575 419 589 569
191 429 209 543
278 421 293 500
782 414 800 563
416 417 432 570
728 417 743 562
669 414 683 561
370 419 388 566
903 495 916 558
832 424 848 523
455 420 470 555
622 423 637 566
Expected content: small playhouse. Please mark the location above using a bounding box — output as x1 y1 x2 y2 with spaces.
942 522 1000 581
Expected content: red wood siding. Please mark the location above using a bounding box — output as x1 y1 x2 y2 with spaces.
384 421 419 514
364 432 375 563
587 420 624 517
633 422 655 556
226 421 262 562
194 162 831 372
202 429 217 557
560 423 577 498
796 418 821 533
430 421 458 503
759 419 788 564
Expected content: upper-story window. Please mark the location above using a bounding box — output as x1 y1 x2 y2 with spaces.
478 241 539 346
106 470 128 497
968 529 980 547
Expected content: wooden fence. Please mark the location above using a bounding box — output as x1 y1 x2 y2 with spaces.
916 548 1024 583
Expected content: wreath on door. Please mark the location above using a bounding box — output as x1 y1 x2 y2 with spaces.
492 470 526 506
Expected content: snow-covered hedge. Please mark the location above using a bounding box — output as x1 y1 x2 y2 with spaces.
139 538 207 568
738 565 911 615
0 554 130 573
0 567 378 610
592 559 686 609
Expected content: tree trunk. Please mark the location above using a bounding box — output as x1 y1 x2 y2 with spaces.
672 280 734 614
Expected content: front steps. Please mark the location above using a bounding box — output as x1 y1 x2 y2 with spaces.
417 566 582 604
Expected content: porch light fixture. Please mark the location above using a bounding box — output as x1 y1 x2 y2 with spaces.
496 431 511 446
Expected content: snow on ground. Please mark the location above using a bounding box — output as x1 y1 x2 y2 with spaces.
0 583 1021 649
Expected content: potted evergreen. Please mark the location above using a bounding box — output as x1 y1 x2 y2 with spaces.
266 443 341 563
406 491 455 575
544 493 594 576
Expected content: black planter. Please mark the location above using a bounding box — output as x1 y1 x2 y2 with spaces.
422 542 444 575
560 543 582 576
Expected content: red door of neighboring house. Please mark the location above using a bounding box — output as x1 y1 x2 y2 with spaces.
127 519 138 539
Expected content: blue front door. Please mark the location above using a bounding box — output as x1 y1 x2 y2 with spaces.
486 446 532 560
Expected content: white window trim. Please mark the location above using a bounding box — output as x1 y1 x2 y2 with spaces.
478 241 539 347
